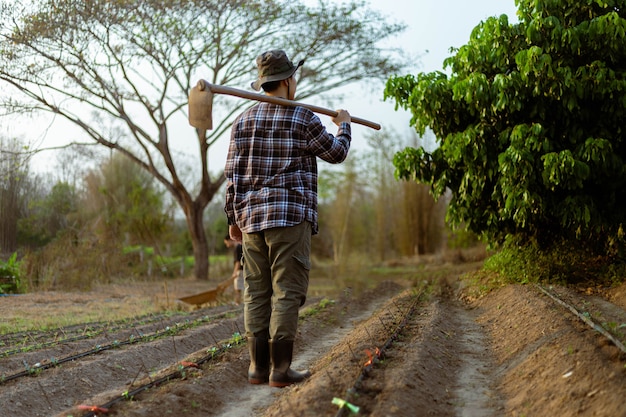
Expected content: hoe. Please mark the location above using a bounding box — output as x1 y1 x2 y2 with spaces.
188 79 381 131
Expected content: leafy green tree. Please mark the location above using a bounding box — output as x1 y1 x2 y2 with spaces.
0 0 406 279
385 0 626 258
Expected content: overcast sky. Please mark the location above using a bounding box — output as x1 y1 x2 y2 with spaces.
377 0 518 73
341 0 519 140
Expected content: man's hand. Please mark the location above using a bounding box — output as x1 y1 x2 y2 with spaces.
229 224 243 243
331 109 351 126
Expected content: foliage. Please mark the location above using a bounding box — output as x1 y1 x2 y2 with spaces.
18 232 233 292
299 297 335 319
362 129 446 259
83 153 171 245
122 245 233 278
316 128 448 263
18 181 78 247
447 225 481 250
0 252 21 293
483 235 626 286
0 136 29 253
384 1 626 261
0 0 407 279
19 234 126 291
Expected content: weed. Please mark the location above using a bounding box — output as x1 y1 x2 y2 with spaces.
300 298 336 319
319 298 334 309
603 321 618 331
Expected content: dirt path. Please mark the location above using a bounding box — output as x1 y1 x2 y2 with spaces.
2 266 626 416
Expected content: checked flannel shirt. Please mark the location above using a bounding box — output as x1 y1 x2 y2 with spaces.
224 102 351 235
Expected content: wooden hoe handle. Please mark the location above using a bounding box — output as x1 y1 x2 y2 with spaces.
197 80 381 131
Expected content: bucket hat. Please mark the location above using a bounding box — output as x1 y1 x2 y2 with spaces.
251 50 304 91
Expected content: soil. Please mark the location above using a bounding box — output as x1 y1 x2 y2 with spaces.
2 259 626 417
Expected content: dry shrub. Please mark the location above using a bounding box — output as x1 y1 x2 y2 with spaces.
20 233 131 292
440 244 489 263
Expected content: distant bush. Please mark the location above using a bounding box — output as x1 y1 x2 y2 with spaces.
0 253 21 294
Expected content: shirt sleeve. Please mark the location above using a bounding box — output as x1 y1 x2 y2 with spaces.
305 114 351 164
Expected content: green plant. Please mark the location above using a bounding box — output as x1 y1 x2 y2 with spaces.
300 298 336 319
0 253 21 294
483 236 625 285
385 0 626 264
319 298 334 309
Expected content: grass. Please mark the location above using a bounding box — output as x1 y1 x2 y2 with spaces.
0 296 162 334
300 298 336 320
2 248 487 334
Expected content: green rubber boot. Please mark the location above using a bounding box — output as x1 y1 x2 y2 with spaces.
269 340 311 388
248 337 270 384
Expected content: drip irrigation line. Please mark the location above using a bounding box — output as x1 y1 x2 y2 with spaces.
79 336 245 417
535 284 626 355
0 308 240 384
334 291 423 417
1 307 230 357
1 310 172 345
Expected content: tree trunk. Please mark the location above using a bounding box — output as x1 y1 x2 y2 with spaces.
0 155 20 255
186 203 210 280
0 190 18 254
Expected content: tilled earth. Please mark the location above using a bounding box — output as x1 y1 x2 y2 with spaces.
2 261 626 417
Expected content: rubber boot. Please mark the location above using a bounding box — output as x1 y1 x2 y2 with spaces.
269 340 311 388
248 337 270 384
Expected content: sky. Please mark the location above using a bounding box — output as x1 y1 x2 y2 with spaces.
338 0 519 143
5 0 520 174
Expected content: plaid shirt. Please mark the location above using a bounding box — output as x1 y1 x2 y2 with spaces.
224 102 351 234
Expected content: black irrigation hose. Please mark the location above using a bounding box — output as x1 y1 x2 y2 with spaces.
0 308 240 384
0 308 222 357
2 341 137 384
334 292 422 417
80 337 245 417
0 311 173 347
535 284 626 355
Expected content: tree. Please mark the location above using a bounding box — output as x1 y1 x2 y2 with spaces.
362 129 401 261
82 153 171 246
0 137 28 254
0 0 406 279
18 180 78 247
364 128 446 258
325 157 363 266
385 1 626 257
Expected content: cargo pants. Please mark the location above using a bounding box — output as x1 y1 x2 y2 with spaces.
242 221 311 342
